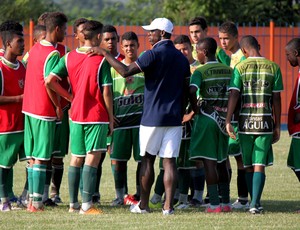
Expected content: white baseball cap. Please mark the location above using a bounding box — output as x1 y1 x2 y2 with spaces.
142 18 173 34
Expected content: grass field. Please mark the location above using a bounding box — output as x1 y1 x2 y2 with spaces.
1 131 300 229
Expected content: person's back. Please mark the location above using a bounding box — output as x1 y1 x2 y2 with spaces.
137 39 190 126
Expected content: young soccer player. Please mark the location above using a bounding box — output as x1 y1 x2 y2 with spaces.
73 18 88 48
110 31 144 207
46 20 114 215
22 12 68 212
189 37 232 213
188 17 230 66
285 38 300 213
218 21 249 209
0 21 26 212
226 35 283 214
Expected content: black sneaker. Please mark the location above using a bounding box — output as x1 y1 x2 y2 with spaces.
43 198 58 207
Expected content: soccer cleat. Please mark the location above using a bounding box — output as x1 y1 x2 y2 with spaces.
69 206 81 213
221 203 232 212
0 202 12 212
43 198 58 207
205 205 222 213
258 206 264 213
9 196 18 203
28 205 44 212
79 206 103 215
232 199 250 209
249 207 261 214
92 195 101 205
130 202 150 214
111 197 124 206
189 198 202 208
149 200 163 209
162 208 174 215
51 195 63 204
124 194 139 206
174 202 190 209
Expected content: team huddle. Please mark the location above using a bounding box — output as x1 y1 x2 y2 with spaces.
0 11 299 216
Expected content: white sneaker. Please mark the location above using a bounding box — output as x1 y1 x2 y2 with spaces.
162 208 174 215
175 202 189 209
232 199 249 209
130 201 150 214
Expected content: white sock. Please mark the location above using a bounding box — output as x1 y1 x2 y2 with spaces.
193 190 204 202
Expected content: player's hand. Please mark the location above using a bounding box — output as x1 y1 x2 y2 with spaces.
226 123 236 140
272 127 280 144
294 113 300 124
182 113 193 124
86 47 104 56
55 106 63 121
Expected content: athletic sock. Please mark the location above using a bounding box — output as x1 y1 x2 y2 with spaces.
219 182 230 204
193 190 204 202
79 166 83 197
207 184 219 206
154 169 165 196
6 168 14 199
94 162 102 196
32 164 47 209
178 169 190 196
111 163 126 198
51 163 64 197
0 168 9 199
82 165 97 203
68 166 81 204
178 194 188 204
245 171 254 200
42 167 52 202
237 169 248 203
27 167 33 202
251 172 265 208
150 193 162 204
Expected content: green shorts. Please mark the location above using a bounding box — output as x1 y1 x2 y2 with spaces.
287 136 300 171
228 123 242 156
70 120 108 156
24 115 56 161
53 110 70 158
177 139 196 169
239 133 273 168
110 128 141 162
189 114 228 163
0 132 25 168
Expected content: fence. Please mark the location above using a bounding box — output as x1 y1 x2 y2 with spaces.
14 22 300 125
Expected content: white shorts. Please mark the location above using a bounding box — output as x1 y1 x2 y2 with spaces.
139 125 182 158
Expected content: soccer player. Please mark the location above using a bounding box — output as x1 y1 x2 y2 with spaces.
226 35 283 214
188 16 230 66
285 38 300 213
218 21 249 209
189 37 232 213
88 17 190 215
0 21 26 212
73 18 88 48
46 20 114 215
110 31 144 207
173 35 205 208
22 12 68 212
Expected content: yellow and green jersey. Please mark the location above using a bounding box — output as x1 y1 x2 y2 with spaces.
230 48 246 68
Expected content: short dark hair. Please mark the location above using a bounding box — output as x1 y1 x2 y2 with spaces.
73 18 89 34
82 20 103 40
286 38 300 54
219 21 238 37
45 12 68 32
102 25 118 34
240 35 259 50
121 31 139 43
33 25 46 39
173 35 192 47
197 37 217 56
0 21 23 48
37 12 50 26
188 17 208 30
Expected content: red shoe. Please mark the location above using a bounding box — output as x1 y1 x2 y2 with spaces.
222 204 232 212
124 194 139 206
28 205 44 213
205 205 222 213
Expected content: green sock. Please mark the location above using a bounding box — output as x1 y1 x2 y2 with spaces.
245 172 254 200
82 165 97 203
154 170 165 195
207 184 219 206
79 166 83 197
178 169 190 195
68 166 81 203
43 167 52 201
27 167 33 199
32 164 47 202
0 168 9 198
219 182 230 204
6 168 14 198
51 163 64 197
111 164 126 197
251 172 265 208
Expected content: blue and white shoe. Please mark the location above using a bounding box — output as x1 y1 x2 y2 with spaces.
162 208 174 215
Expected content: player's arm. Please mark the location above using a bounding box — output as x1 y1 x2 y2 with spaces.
87 47 141 77
272 92 281 144
226 89 240 140
189 85 199 115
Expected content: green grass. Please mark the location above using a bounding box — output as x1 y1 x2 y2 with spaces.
2 131 300 229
